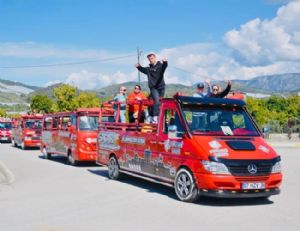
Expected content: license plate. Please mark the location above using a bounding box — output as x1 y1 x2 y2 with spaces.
242 182 265 190
1 137 8 141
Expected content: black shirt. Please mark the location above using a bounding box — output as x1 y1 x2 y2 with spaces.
137 61 168 89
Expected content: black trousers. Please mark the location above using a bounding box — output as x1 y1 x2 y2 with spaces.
150 88 165 116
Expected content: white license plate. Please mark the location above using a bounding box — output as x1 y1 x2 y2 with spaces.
1 137 8 141
242 182 265 190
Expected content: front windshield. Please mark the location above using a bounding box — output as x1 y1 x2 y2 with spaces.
182 106 259 136
0 122 12 129
25 120 42 129
79 116 98 131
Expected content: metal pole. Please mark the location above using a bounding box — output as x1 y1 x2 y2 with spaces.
137 47 142 83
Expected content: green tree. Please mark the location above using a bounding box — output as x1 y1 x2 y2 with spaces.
75 92 101 108
53 84 79 112
30 95 54 114
0 108 7 117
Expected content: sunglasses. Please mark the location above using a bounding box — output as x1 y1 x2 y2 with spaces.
213 88 218 91
121 89 127 92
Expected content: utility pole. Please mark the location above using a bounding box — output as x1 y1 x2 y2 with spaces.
137 47 143 83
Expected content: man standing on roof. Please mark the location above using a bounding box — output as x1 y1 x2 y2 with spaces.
135 52 168 123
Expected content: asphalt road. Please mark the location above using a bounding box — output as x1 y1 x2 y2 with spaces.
0 143 299 231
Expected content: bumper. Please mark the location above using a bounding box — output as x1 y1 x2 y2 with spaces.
77 149 97 161
194 173 282 194
0 136 12 142
24 140 41 147
199 188 280 198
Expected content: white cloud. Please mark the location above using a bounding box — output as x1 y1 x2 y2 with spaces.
44 80 62 87
2 1 300 89
65 70 138 90
224 1 300 66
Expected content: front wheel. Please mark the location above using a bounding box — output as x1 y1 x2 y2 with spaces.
43 147 51 160
174 168 199 203
12 139 17 147
20 141 26 150
108 156 120 180
68 151 78 166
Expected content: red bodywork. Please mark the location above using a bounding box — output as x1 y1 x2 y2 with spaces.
97 96 282 200
11 115 43 149
41 108 114 163
0 119 12 143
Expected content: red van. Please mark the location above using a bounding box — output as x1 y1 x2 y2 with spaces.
96 96 282 202
0 118 12 143
11 115 43 149
41 108 114 165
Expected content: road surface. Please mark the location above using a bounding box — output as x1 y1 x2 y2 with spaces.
0 143 299 231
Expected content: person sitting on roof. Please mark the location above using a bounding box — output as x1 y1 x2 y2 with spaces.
112 86 127 123
193 78 211 98
208 80 232 98
127 84 147 123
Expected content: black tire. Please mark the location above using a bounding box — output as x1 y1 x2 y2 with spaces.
68 151 78 166
20 141 26 150
174 168 199 203
43 147 51 160
12 139 17 148
108 156 120 180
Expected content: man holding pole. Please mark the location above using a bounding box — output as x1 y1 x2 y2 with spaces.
135 52 168 123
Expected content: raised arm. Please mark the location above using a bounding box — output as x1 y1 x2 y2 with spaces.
161 59 168 73
135 63 148 75
219 80 232 98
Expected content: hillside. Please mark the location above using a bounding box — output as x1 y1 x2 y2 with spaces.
0 78 41 104
234 73 300 93
1 73 300 106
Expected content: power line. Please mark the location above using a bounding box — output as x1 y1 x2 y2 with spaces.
0 54 136 69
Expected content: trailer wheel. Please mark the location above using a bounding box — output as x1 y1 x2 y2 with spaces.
43 147 51 160
174 168 199 203
108 156 120 180
12 139 17 147
20 141 26 150
68 151 78 166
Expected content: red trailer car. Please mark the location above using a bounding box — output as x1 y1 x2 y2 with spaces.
41 108 114 165
0 118 12 143
11 115 43 149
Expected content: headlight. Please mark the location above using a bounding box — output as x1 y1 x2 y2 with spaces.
24 136 31 141
201 160 231 175
86 138 97 144
271 162 281 173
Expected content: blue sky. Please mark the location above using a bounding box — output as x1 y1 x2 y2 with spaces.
0 0 299 89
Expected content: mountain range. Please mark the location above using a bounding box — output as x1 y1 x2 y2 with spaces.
0 73 300 105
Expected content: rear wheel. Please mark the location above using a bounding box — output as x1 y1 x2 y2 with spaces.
43 147 51 160
108 156 120 180
68 151 78 166
174 168 199 203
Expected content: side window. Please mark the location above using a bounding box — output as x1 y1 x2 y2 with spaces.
52 117 59 129
44 117 52 130
71 115 77 128
163 109 175 134
61 116 71 129
163 109 184 134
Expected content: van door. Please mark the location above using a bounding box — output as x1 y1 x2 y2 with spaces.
56 115 71 155
156 106 185 181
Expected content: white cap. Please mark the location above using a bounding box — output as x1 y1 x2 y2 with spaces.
146 51 157 57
